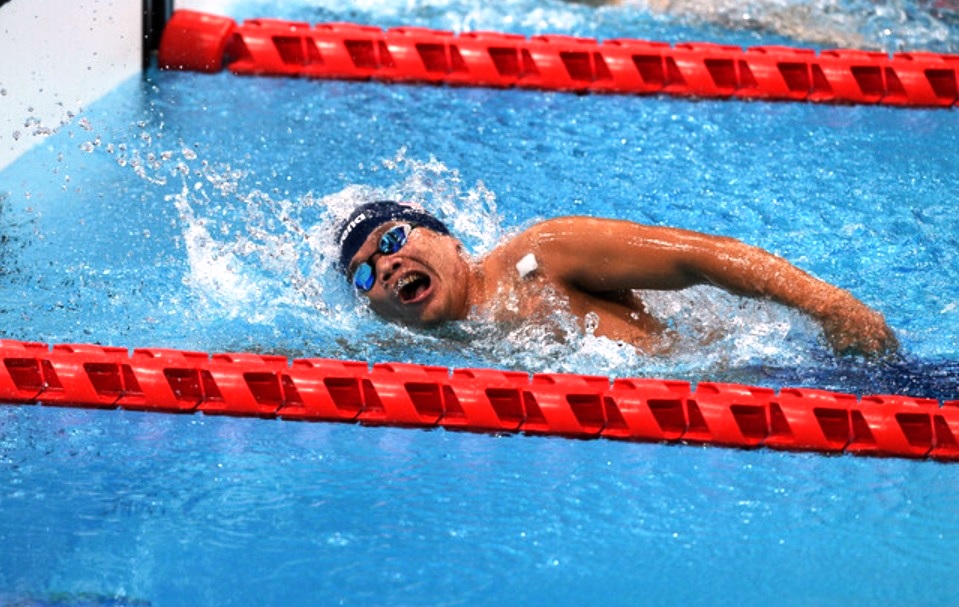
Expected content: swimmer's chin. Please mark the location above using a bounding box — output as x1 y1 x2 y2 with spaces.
387 307 458 330
395 301 488 331
414 314 520 341
403 317 448 330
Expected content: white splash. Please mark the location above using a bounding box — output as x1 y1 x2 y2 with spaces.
169 180 262 319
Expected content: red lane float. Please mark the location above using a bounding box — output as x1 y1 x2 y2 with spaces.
2 339 958 461
158 9 959 108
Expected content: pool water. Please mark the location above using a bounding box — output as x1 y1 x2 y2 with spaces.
1 0 959 604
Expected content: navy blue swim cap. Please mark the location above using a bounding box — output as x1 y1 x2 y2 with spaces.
335 200 451 274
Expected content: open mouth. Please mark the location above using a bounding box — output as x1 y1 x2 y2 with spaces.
395 271 432 304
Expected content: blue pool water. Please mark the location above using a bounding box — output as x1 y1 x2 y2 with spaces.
2 0 959 605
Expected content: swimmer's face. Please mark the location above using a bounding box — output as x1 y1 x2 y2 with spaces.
348 222 470 327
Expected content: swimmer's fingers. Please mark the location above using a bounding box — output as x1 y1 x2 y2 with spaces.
821 307 899 359
831 329 899 359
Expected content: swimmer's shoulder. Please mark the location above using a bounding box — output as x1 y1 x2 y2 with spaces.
494 216 619 259
498 216 597 250
483 218 558 265
481 216 596 281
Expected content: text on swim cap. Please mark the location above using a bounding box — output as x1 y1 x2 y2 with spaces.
339 212 367 246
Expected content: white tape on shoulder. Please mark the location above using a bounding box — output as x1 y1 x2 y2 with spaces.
516 253 538 279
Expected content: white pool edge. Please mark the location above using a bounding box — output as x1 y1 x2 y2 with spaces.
0 0 143 172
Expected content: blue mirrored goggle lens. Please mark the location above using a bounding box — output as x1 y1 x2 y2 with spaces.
352 263 375 291
350 224 413 292
379 224 409 254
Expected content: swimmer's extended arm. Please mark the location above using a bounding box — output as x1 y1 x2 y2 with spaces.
526 216 898 356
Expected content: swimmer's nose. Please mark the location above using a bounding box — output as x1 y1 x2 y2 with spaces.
376 256 401 285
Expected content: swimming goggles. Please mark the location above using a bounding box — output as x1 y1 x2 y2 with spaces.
351 223 416 292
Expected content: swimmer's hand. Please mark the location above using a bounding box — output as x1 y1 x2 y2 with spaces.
814 289 899 358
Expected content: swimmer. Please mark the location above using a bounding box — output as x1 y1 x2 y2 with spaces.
336 200 898 357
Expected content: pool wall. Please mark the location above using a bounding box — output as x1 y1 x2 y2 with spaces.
0 0 142 171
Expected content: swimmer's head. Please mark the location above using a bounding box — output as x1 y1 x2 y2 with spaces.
336 200 451 276
335 200 471 328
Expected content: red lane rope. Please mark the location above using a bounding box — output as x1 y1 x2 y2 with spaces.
157 9 959 108
2 339 958 461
